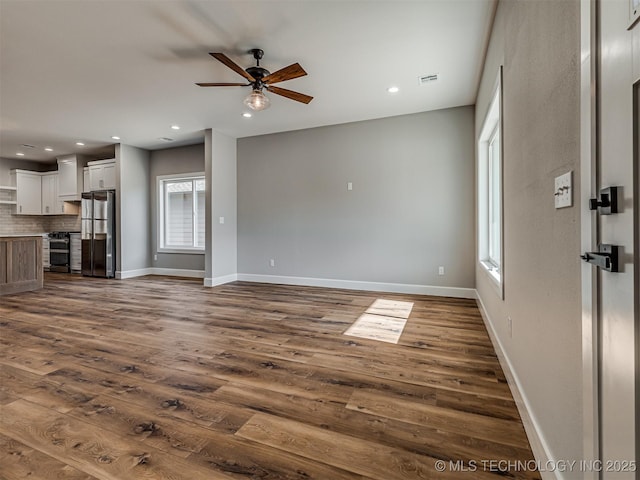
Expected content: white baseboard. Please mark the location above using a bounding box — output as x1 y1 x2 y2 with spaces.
204 273 238 287
116 268 204 280
116 268 154 279
236 273 476 298
475 293 558 480
149 268 204 279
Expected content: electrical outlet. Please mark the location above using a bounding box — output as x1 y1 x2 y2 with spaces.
507 316 513 338
347 182 353 191
154 254 158 261
269 259 275 267
219 216 225 224
438 266 445 276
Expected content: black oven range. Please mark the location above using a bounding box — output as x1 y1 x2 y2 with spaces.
48 232 71 273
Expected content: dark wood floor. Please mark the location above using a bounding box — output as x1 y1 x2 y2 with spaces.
0 273 539 480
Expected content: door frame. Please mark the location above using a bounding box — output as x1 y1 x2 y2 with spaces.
580 0 599 476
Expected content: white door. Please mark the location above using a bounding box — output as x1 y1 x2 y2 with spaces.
586 0 639 477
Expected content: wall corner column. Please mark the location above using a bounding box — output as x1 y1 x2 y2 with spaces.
204 128 238 287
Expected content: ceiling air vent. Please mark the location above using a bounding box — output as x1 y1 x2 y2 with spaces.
20 144 36 149
418 74 439 85
158 137 174 142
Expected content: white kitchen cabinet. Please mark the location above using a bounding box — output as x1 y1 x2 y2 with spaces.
83 167 89 193
88 159 116 191
57 155 83 201
11 170 42 215
41 172 58 215
70 233 81 272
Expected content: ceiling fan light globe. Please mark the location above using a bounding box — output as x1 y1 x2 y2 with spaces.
244 90 270 111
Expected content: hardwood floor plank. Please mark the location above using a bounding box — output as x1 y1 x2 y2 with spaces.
0 400 235 480
347 389 528 448
0 432 97 480
236 412 498 480
44 364 249 430
211 383 535 463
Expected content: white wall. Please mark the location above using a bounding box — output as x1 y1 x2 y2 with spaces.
204 129 237 285
237 107 475 294
475 1 582 475
117 144 151 274
149 144 205 272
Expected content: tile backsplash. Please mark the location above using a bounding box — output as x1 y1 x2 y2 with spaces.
0 204 81 235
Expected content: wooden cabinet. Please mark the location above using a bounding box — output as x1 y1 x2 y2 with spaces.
41 172 58 215
11 170 42 215
57 155 83 201
88 159 116 191
0 236 43 295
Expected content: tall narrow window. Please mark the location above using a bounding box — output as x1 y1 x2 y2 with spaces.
158 173 205 252
478 68 503 294
488 126 501 269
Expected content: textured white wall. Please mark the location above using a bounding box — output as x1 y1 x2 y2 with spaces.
475 0 582 473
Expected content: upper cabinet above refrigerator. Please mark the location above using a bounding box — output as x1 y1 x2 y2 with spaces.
88 159 116 191
57 154 84 201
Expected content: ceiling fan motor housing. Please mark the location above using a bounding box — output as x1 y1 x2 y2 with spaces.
246 66 270 79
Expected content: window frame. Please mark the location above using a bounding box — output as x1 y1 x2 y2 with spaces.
157 172 206 255
478 67 504 297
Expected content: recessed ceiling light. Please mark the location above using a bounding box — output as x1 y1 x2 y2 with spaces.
16 152 24 156
242 112 252 118
44 147 53 152
387 86 399 94
76 142 85 146
171 125 180 130
111 136 121 140
418 74 439 85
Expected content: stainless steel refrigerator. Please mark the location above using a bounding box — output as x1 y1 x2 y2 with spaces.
81 191 115 278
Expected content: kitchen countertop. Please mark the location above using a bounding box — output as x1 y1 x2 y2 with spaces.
0 233 48 238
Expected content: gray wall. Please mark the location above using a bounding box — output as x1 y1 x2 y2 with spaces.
117 144 151 273
475 0 582 471
237 107 475 288
149 144 205 272
205 129 237 283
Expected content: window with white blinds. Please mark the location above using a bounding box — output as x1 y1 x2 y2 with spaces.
158 174 205 252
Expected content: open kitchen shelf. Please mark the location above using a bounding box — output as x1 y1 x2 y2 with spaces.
0 186 17 205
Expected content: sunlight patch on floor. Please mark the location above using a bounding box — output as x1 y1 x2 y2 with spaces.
344 299 414 344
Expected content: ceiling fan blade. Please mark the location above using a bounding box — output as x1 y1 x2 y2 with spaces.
209 52 255 82
196 82 250 87
266 85 313 104
262 63 307 84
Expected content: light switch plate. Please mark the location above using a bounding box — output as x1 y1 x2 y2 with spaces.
555 171 572 208
219 216 225 224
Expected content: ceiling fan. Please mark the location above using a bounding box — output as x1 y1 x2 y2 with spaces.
196 48 313 111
